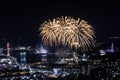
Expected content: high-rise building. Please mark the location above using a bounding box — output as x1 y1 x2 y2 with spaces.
7 42 10 56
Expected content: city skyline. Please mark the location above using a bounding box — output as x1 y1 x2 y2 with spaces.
0 1 120 45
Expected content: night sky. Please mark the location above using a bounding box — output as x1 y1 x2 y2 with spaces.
0 0 120 46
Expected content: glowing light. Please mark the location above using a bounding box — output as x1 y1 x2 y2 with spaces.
39 16 95 52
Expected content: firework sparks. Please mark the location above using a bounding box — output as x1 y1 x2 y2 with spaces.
39 16 95 52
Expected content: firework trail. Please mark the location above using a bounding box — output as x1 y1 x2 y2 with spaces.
39 16 95 52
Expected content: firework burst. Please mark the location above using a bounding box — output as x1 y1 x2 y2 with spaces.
39 16 95 52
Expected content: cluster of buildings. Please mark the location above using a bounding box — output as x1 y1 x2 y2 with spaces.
0 37 120 79
0 37 120 64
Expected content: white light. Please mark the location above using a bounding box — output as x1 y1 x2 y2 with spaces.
99 50 106 56
39 45 47 53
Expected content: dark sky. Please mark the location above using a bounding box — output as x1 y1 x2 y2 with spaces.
0 0 120 45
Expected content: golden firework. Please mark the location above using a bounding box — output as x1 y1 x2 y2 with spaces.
39 16 95 52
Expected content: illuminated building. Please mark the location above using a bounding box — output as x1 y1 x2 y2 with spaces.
39 44 48 64
7 42 10 56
